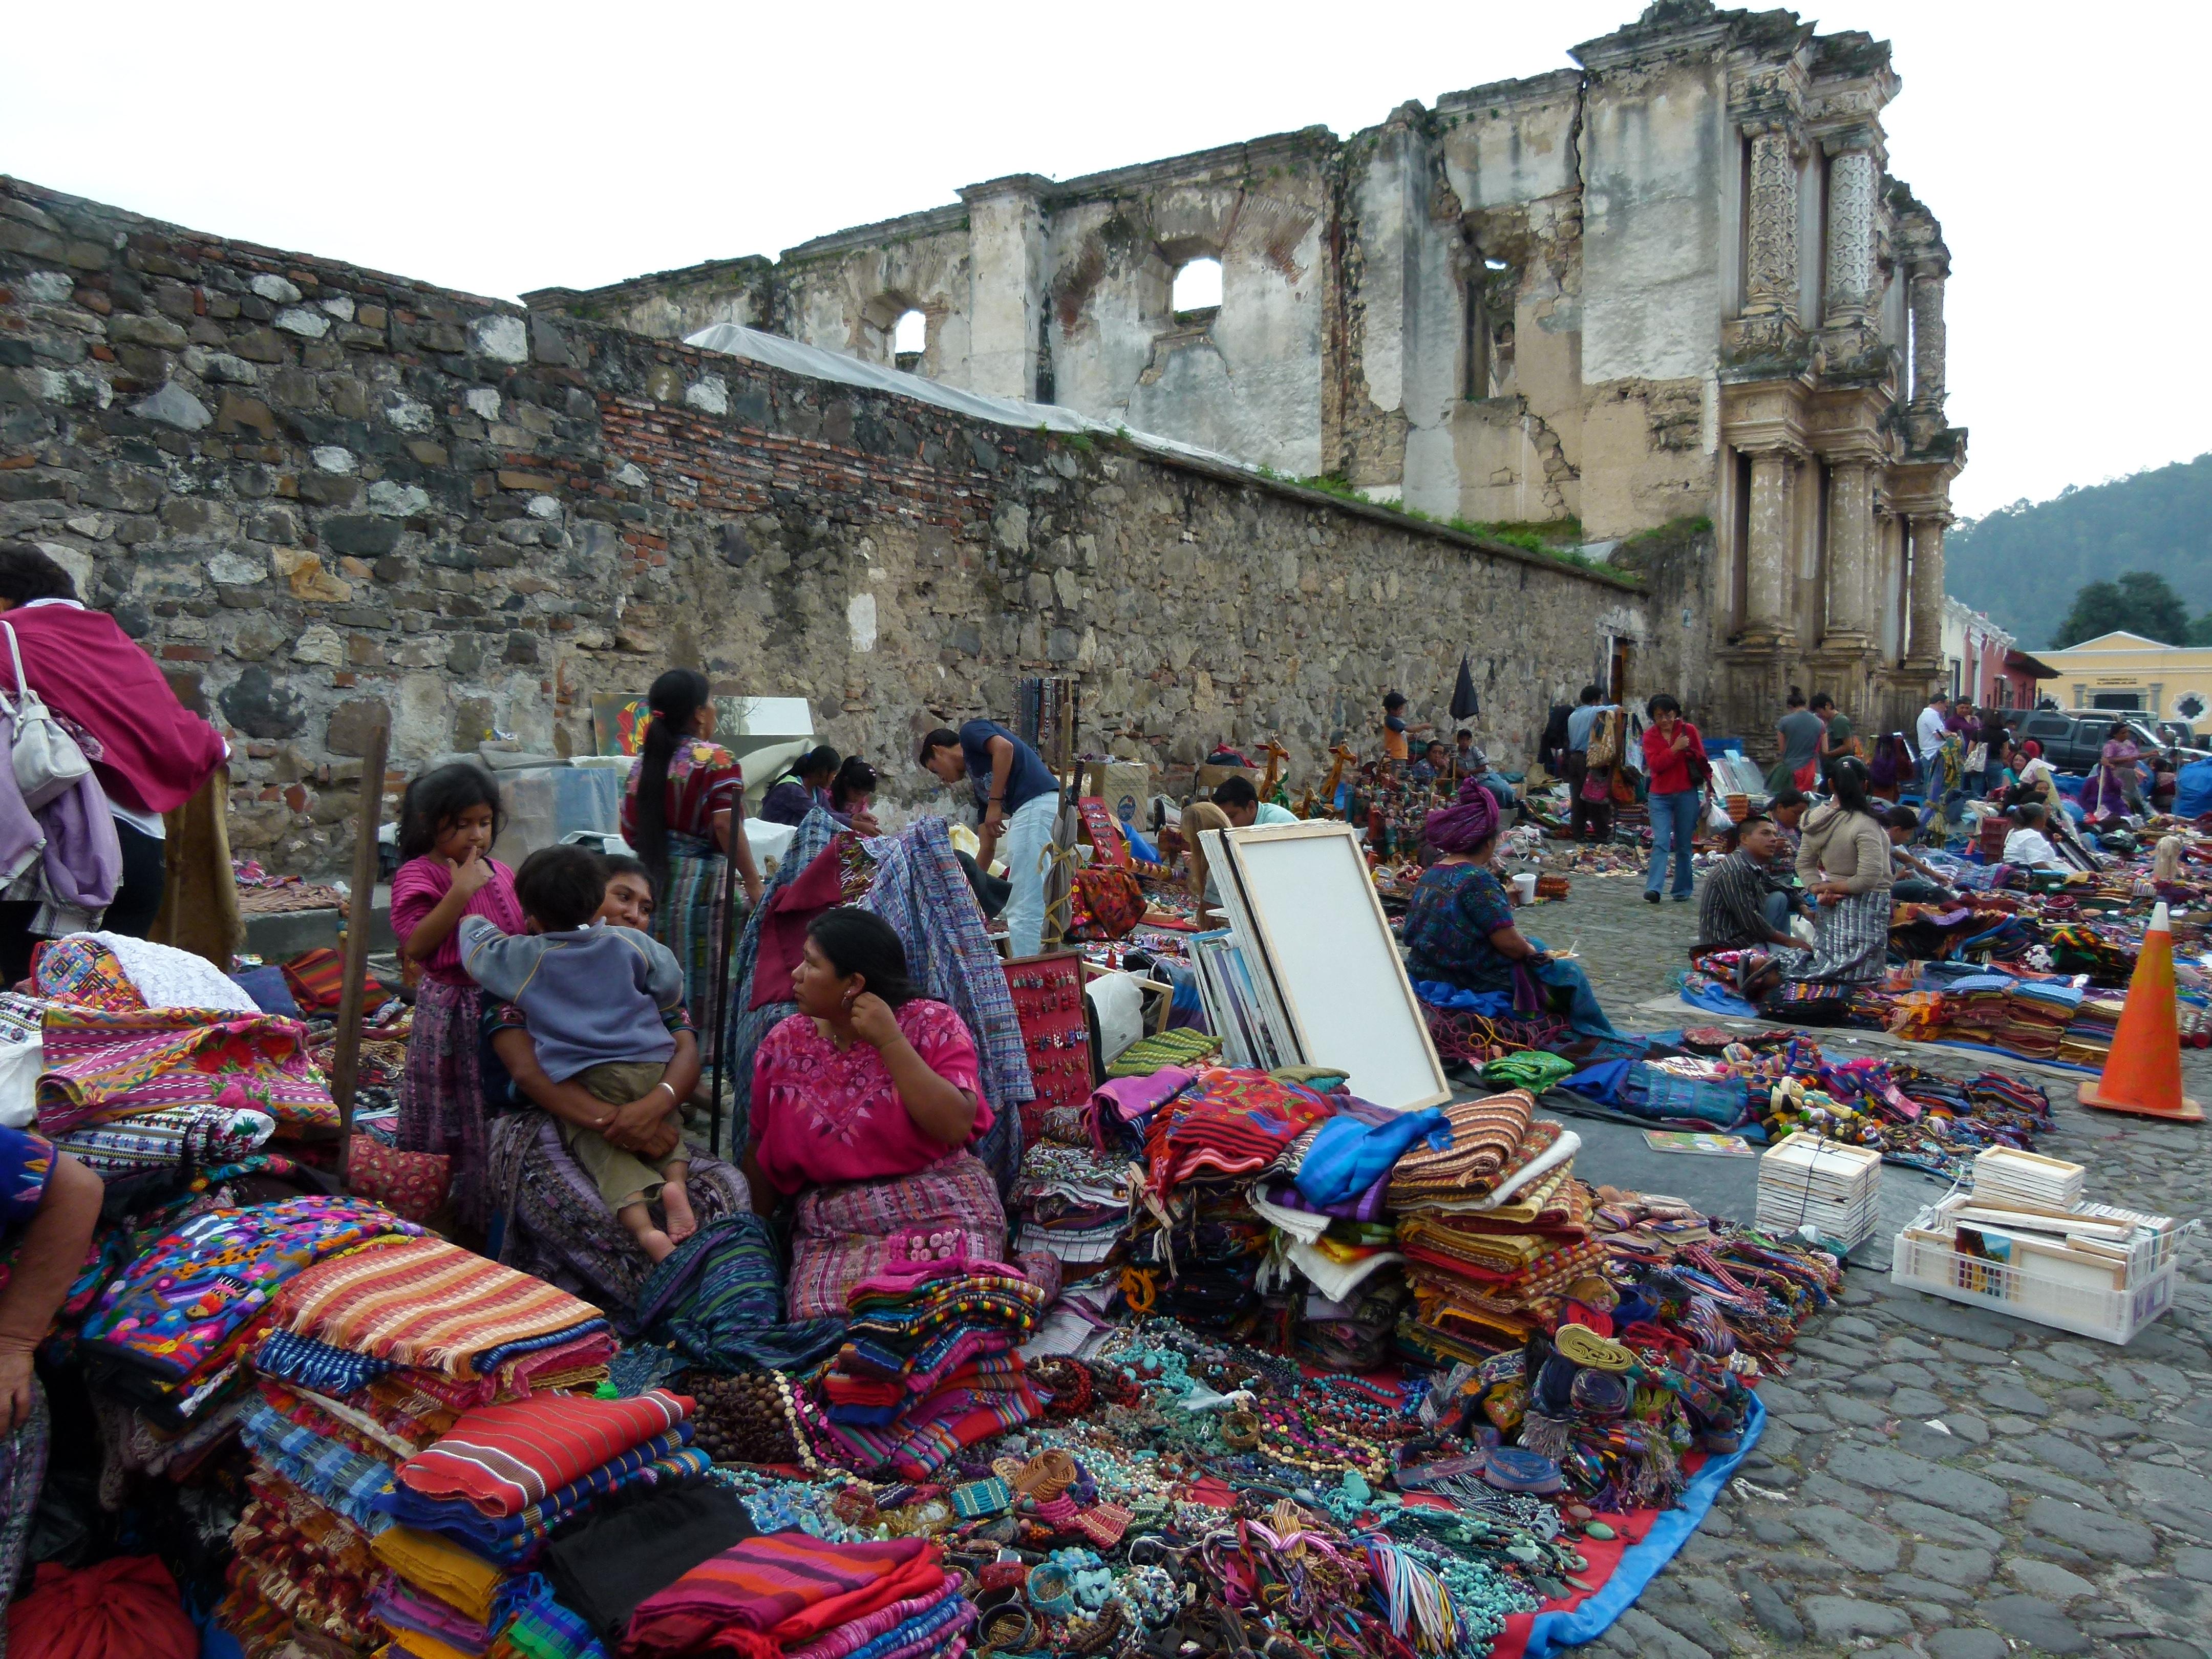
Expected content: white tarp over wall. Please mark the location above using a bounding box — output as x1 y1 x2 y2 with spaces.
683 323 1257 476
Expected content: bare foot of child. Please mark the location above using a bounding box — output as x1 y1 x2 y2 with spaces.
617 1201 676 1262
661 1176 697 1245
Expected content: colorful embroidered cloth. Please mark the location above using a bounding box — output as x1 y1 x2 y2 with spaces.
54 1103 274 1176
495 1576 609 1659
1143 1067 1337 1195
80 1196 417 1383
32 936 143 1012
622 1536 940 1659
394 1390 692 1518
270 1235 612 1391
36 1003 338 1135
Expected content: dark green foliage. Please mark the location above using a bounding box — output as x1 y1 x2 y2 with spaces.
2052 571 2193 648
1949 455 2212 647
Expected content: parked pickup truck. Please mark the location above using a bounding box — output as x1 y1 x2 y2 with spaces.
2010 710 2167 775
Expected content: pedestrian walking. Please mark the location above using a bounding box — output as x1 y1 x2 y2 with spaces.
1767 686 1824 794
1564 684 1615 843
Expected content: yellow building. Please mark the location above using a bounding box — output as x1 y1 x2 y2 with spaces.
2038 631 2212 733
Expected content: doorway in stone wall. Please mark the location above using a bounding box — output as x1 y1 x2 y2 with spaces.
1608 637 1632 706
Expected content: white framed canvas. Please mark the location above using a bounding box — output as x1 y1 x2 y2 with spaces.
1211 821 1450 1111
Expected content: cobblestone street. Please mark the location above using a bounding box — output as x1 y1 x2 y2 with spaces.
1524 860 2212 1659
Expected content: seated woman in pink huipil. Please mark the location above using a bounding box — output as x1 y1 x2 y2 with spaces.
747 907 1054 1320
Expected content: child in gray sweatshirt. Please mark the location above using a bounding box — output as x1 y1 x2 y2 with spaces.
460 845 694 1260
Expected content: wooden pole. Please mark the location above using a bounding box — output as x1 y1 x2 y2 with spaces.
328 706 391 1191
706 830 742 1160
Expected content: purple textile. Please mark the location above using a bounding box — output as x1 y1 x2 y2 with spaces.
34 769 122 913
1424 775 1500 855
1258 1173 1391 1224
1085 1067 1194 1153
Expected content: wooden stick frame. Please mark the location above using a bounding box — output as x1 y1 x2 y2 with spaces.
328 705 391 1189
1213 820 1450 1111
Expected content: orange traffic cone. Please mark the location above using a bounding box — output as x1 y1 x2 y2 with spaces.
2079 902 2205 1122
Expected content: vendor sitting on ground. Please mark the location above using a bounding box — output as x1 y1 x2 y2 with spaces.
2003 801 2066 869
746 908 1049 1321
1757 755 1893 1003
1211 773 1298 827
1883 805 1957 904
1691 814 1800 958
1401 776 1618 1034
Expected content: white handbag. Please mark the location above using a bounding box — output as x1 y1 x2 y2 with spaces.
0 618 92 810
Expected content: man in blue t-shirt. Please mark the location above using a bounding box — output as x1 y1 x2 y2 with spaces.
919 721 1061 956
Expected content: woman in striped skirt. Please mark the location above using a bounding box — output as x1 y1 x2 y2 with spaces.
1764 754 1892 1003
621 670 762 1086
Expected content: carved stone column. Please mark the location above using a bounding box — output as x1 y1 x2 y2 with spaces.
1908 260 1947 418
1822 136 1883 369
1743 447 1799 647
1726 121 1809 364
1744 124 1801 315
1823 460 1875 646
1906 514 1947 668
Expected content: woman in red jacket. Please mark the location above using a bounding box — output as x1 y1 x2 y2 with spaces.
0 545 228 977
1641 693 1708 903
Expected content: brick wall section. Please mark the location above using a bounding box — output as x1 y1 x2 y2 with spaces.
0 175 1696 875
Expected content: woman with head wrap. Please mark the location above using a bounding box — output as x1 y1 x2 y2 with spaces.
1401 779 1619 1034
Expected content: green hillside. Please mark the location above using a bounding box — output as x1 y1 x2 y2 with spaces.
1947 454 2212 649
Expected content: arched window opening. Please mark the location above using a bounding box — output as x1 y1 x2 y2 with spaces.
1172 258 1222 321
892 309 926 372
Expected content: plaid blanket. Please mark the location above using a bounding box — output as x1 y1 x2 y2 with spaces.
239 1397 397 1534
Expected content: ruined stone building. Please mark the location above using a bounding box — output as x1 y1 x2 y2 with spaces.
535 0 1965 738
0 3 1963 870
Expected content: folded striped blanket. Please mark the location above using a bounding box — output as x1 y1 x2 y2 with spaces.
376 1441 710 1567
269 1235 612 1392
393 1389 692 1518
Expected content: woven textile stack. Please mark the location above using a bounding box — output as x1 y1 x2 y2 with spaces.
1008 1143 1133 1271
1389 1090 1602 1364
2057 992 2125 1070
33 934 342 1177
625 1535 971 1659
814 1254 1048 1480
1997 981 2081 1061
75 1197 418 1469
217 1232 681 1656
1130 1067 1338 1335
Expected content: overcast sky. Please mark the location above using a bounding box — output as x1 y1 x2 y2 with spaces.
8 2 2204 520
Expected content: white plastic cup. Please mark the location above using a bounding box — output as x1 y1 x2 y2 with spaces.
1513 871 1539 904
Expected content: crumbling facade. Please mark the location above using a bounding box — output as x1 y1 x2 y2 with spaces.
0 177 1694 875
537 1 1964 738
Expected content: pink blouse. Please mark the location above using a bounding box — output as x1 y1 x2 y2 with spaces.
389 855 524 986
750 998 989 1197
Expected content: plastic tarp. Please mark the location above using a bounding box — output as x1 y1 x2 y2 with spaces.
2175 756 2212 818
683 323 1260 476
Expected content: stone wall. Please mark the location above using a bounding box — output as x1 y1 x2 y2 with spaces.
1 175 1691 876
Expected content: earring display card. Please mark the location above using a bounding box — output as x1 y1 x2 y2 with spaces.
1004 950 1092 1144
